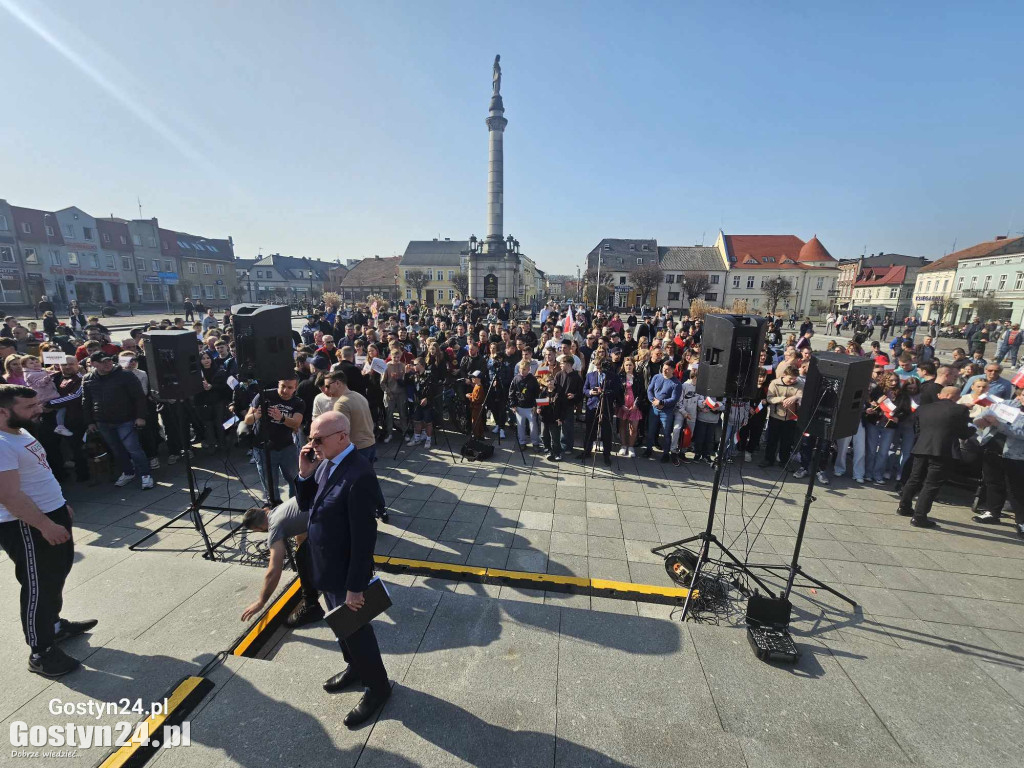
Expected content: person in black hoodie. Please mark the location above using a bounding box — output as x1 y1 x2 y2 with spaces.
82 352 153 489
510 360 541 449
195 352 231 452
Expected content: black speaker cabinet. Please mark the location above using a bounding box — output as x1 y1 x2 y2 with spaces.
231 304 294 383
798 352 873 441
696 314 767 399
144 330 202 401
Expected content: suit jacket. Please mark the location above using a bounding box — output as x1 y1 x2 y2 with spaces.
911 399 972 459
918 380 943 405
296 449 379 595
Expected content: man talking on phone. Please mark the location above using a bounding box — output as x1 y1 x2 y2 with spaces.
297 410 390 727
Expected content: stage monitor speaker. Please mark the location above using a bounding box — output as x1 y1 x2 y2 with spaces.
696 314 767 399
144 330 202 400
798 352 873 441
231 303 293 384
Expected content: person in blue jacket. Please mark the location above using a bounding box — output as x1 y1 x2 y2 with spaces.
644 361 682 462
581 358 622 466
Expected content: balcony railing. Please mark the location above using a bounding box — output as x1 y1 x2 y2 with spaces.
959 289 994 299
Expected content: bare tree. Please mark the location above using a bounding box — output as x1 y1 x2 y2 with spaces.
583 267 613 308
682 272 711 303
451 269 469 300
973 296 1006 323
405 269 431 303
930 295 955 323
763 276 793 314
628 263 663 308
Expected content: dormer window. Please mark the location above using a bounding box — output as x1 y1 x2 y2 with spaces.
629 244 636 251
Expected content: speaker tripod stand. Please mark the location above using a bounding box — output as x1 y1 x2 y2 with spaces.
651 398 778 621
130 401 251 560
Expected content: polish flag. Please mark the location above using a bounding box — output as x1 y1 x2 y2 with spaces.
704 396 719 410
877 395 896 419
563 305 575 334
975 393 1004 408
1012 369 1024 388
910 400 919 412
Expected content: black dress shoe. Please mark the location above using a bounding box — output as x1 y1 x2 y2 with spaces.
323 666 361 693
377 510 390 524
344 686 391 727
910 516 937 528
895 507 913 517
54 618 98 643
286 600 325 628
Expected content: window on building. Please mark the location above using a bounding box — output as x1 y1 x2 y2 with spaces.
102 232 111 243
666 274 674 284
746 276 754 289
105 255 115 268
219 286 228 299
732 275 740 288
816 277 824 290
50 250 60 265
957 277 964 291
970 276 977 288
203 263 212 274
925 280 931 292
202 285 213 299
122 257 132 271
448 271 455 281
406 289 412 299
132 234 142 246
983 275 992 290
153 259 161 272
120 235 127 245
710 274 720 284
0 246 12 263
629 244 636 251
149 237 157 248
0 215 7 230
763 256 775 263
164 260 172 271
889 287 898 299
45 225 55 237
21 222 32 235
90 254 100 268
999 274 1008 290
642 244 650 251
216 265 224 275
636 258 643 265
191 285 201 298
83 227 93 240
704 293 718 302
188 262 197 274
761 278 769 289
619 276 627 285
667 292 680 302
1016 274 1024 291
63 224 73 237
136 258 146 271
68 252 78 266
434 270 441 281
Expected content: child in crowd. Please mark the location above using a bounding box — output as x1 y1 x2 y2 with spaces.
409 357 435 448
23 355 72 436
759 365 804 468
693 395 725 464
510 359 541 449
723 399 751 464
671 365 698 464
466 370 486 439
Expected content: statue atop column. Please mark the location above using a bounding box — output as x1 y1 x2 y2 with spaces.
492 55 501 96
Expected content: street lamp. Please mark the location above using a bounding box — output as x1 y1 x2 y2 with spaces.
303 257 315 310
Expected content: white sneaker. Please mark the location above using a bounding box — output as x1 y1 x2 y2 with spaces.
54 425 74 437
815 471 830 485
114 473 136 487
405 434 415 445
617 447 627 457
423 437 432 449
628 447 636 458
743 452 752 462
855 478 865 484
141 475 154 490
793 468 809 479
149 458 160 470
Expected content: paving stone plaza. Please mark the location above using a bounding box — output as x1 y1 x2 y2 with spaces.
3 416 1024 767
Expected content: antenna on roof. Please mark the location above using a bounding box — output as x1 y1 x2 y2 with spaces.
137 197 143 218
700 231 706 246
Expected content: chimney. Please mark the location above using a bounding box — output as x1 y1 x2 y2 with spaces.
995 235 1008 241
374 255 380 260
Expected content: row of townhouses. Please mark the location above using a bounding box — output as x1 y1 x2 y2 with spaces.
0 198 238 310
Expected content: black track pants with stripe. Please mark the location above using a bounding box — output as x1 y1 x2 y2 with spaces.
0 505 74 653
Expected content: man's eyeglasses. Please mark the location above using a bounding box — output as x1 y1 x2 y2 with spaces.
310 431 344 445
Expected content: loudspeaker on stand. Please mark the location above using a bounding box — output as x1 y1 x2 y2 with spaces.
696 314 767 399
144 330 203 400
231 304 294 384
797 352 873 441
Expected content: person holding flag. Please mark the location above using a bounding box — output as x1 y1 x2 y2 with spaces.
864 371 904 485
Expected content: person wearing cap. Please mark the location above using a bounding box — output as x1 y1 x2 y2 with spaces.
82 352 154 490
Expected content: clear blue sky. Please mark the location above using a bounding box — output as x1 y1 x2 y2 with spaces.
2 0 1022 274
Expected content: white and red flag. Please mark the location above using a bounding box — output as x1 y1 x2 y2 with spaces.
563 305 575 334
877 395 896 419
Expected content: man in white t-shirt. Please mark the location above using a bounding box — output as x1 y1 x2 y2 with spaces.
0 385 96 678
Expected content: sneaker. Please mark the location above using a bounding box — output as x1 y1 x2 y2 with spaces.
149 457 160 470
672 454 680 467
383 434 393 444
28 645 80 678
141 475 154 490
815 471 830 485
1017 523 1024 539
628 447 636 458
54 618 98 643
793 468 809 479
743 452 752 462
499 429 506 439
405 434 415 445
54 425 74 437
114 473 136 487
910 516 937 529
547 454 561 462
855 478 865 484
167 454 180 465
972 512 1001 525
285 601 325 628
872 478 885 485
423 437 432 449
617 447 627 457
492 425 500 434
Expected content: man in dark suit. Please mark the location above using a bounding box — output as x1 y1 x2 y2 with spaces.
917 364 956 406
297 411 390 726
897 386 973 527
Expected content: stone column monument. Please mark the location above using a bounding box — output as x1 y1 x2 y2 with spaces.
469 55 519 303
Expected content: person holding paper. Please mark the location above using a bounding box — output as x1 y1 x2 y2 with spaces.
298 411 390 727
961 364 1013 400
972 391 1024 536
